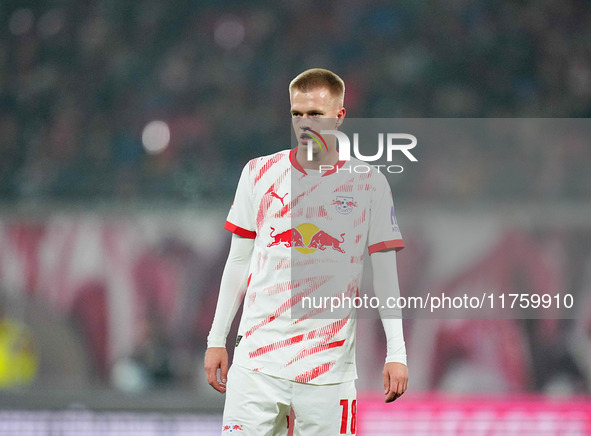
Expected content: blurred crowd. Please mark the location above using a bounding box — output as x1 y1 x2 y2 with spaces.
0 0 590 203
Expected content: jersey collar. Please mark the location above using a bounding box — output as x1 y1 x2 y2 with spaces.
289 147 346 177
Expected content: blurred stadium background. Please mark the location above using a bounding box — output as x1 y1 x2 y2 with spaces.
0 0 590 434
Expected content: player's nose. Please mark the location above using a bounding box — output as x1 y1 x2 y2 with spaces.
300 123 313 133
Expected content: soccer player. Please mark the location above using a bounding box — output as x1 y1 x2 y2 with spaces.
205 68 408 435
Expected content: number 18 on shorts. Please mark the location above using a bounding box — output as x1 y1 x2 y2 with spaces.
222 364 357 435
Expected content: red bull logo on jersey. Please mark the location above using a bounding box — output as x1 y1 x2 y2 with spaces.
331 196 357 215
268 227 305 248
222 424 244 432
308 230 345 253
268 223 345 254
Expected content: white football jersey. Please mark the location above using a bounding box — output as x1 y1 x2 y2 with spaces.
225 148 403 384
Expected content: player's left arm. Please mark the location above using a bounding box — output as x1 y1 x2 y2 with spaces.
371 248 408 403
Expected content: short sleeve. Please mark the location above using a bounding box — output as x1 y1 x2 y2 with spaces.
367 174 404 254
225 162 257 239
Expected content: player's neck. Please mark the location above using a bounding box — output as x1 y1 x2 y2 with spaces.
296 147 340 170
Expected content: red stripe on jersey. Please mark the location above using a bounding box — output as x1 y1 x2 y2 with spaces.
291 279 357 324
256 251 269 272
305 205 331 219
244 275 333 337
246 274 255 307
224 221 256 239
248 159 257 172
255 154 284 185
294 316 348 338
314 317 349 339
249 334 305 358
334 177 355 192
290 304 330 322
286 339 346 366
274 258 290 270
264 280 292 295
275 203 291 218
257 192 273 231
350 255 363 264
274 180 322 220
285 317 351 366
247 291 256 307
257 169 290 230
290 180 321 207
335 184 353 192
368 239 405 254
249 316 349 360
274 257 338 271
294 361 335 383
353 210 366 228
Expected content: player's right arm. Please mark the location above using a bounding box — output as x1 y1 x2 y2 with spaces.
204 233 254 393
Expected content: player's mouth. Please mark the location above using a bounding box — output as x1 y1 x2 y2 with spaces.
300 133 313 143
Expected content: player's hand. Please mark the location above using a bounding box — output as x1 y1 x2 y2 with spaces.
204 347 229 394
383 362 408 403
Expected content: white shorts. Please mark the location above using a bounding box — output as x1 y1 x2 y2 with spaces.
222 364 357 435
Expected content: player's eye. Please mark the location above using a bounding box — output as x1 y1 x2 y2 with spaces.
292 112 302 118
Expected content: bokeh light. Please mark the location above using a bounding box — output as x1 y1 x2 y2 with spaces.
142 121 170 154
214 16 245 50
37 9 64 39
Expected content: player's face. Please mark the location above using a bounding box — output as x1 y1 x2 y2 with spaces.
290 87 345 152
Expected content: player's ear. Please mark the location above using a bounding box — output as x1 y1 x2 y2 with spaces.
336 107 346 127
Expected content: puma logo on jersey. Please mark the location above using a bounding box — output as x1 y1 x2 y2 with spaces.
270 192 288 206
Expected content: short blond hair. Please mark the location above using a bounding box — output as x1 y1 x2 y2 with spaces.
289 68 345 105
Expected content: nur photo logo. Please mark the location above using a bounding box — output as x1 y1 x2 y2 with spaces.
304 128 418 174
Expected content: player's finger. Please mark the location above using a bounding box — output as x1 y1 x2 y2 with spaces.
211 380 223 392
396 376 405 395
385 390 398 402
215 368 227 393
383 371 390 395
221 356 229 386
204 361 215 384
205 361 224 393
210 373 225 393
205 365 217 388
385 379 400 403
